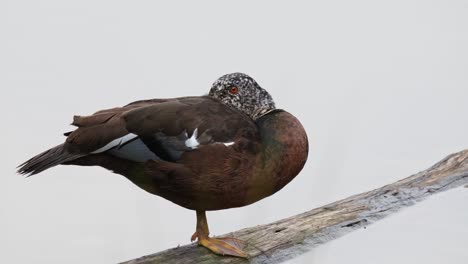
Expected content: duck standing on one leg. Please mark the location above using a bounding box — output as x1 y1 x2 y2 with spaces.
18 73 309 258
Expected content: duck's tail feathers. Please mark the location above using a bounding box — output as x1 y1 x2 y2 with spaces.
17 144 84 176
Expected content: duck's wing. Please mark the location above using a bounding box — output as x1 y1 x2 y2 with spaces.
68 96 258 163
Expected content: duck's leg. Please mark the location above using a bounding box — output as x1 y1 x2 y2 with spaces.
190 210 248 258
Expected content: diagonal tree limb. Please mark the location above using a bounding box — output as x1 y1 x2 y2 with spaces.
121 149 468 264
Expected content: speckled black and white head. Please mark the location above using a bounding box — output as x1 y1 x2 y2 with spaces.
209 73 276 120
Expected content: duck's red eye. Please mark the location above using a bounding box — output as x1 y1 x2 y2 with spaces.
229 86 239 94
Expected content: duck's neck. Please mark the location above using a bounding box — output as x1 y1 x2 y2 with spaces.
251 107 276 120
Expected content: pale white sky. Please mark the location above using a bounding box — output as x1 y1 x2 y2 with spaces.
1 1 467 263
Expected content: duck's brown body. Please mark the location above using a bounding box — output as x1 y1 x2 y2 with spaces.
67 101 307 211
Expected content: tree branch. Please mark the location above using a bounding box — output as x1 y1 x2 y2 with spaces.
121 149 468 264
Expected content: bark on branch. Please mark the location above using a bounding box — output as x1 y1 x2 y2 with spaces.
122 149 468 264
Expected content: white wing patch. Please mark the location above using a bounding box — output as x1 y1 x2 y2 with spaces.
91 133 158 162
91 133 138 154
185 128 199 149
88 129 233 162
183 128 234 148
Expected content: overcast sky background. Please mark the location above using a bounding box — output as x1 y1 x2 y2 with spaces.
1 1 467 263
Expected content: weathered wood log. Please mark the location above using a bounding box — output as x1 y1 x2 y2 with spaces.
122 149 468 264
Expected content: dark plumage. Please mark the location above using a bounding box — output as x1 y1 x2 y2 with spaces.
17 73 309 258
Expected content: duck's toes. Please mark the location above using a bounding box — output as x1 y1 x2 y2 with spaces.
190 231 198 242
217 237 247 250
198 236 249 258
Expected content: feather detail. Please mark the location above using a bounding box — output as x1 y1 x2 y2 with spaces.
91 133 138 154
185 128 199 149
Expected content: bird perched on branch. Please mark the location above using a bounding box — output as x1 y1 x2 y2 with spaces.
18 73 309 258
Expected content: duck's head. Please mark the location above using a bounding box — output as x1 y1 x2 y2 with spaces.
209 72 276 120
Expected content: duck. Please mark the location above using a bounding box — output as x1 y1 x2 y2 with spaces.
18 72 309 258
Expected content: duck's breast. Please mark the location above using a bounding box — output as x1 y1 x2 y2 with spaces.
244 110 309 204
